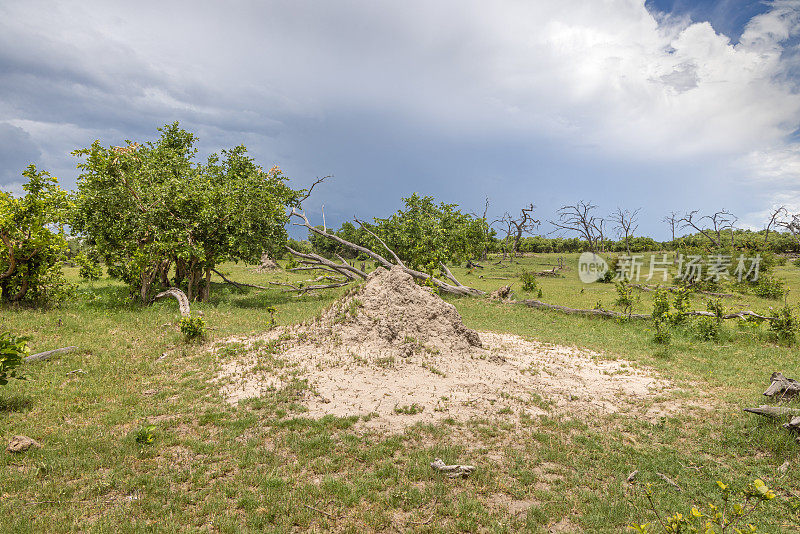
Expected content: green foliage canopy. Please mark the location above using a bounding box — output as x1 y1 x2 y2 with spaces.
372 193 488 271
72 123 301 301
0 165 72 304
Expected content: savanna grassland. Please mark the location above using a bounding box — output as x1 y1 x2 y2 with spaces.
1 253 799 533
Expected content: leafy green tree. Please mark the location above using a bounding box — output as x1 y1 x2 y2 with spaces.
0 331 28 385
72 123 301 302
0 165 72 304
373 193 488 271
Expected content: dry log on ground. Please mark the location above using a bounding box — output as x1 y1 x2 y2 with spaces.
517 299 776 321
430 458 475 478
519 299 650 319
744 405 800 439
211 269 270 290
763 372 800 401
154 288 191 317
534 267 562 277
24 346 78 363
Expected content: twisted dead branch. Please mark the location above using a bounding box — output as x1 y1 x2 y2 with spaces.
154 288 191 317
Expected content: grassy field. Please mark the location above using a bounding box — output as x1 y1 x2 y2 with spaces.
1 253 799 532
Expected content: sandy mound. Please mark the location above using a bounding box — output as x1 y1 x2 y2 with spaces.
255 252 280 272
315 265 482 356
216 266 679 431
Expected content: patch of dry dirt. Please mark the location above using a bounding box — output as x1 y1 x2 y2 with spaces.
215 265 682 432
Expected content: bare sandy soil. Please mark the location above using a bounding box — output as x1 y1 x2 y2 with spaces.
215 266 684 432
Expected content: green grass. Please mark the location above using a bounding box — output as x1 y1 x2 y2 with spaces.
0 255 798 532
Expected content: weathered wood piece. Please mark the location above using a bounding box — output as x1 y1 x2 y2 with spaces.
7 435 41 453
154 288 191 317
489 285 513 301
763 372 800 401
519 299 650 320
430 458 475 479
656 472 682 492
744 405 800 441
24 346 78 363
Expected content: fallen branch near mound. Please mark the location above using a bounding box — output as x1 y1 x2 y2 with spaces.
24 346 78 363
763 372 800 401
534 267 562 277
519 299 650 319
154 288 191 317
211 269 269 290
430 458 476 479
744 405 800 440
745 373 800 441
517 299 776 321
284 209 484 296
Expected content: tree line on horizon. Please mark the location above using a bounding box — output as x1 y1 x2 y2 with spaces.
3 122 800 307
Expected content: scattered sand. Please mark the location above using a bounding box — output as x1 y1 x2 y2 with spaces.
216 265 679 431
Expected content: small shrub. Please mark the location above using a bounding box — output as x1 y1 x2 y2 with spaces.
614 280 636 317
793 257 800 268
629 479 777 534
695 317 719 341
651 288 670 320
599 255 619 283
706 298 724 323
651 288 671 345
769 305 798 344
753 276 786 300
180 316 206 342
671 287 692 324
653 321 671 344
0 331 29 385
520 270 538 292
265 306 277 329
75 251 103 281
134 424 157 445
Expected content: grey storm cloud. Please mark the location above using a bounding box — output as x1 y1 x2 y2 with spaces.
1 0 800 235
0 123 42 186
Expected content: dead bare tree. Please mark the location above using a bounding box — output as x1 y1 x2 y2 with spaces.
493 204 540 258
679 209 737 248
765 206 788 244
549 201 604 253
610 208 640 254
283 209 484 296
663 211 679 243
777 212 800 246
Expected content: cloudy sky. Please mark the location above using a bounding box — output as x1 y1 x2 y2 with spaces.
1 0 799 239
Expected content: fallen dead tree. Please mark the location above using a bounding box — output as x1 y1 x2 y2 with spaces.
282 209 484 296
744 405 800 440
518 299 776 321
24 346 78 363
763 372 800 401
519 299 650 319
744 373 800 442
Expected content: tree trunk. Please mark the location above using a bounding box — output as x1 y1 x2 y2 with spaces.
200 269 212 301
